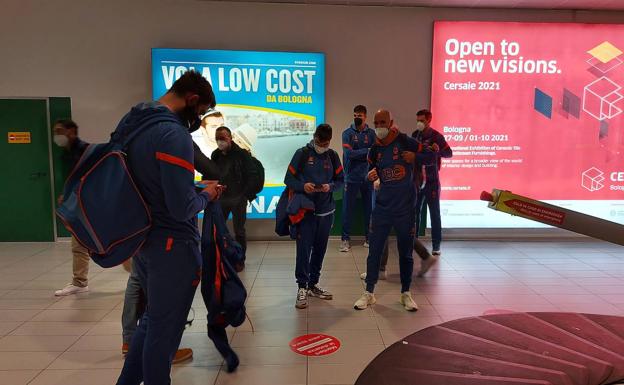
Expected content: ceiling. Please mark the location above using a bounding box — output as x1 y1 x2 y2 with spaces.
212 0 624 10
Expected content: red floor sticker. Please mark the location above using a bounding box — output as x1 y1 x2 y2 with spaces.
289 334 341 356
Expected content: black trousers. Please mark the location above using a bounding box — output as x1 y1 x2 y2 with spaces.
220 197 247 260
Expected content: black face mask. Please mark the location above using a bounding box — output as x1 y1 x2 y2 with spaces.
188 119 201 133
354 117 363 127
177 104 200 131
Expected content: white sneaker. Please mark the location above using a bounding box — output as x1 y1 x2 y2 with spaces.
339 240 351 252
54 284 89 296
354 291 376 310
400 292 419 312
363 241 369 248
359 271 387 280
295 288 308 309
417 254 439 277
432 249 441 256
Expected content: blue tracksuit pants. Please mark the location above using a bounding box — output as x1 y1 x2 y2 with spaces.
341 182 372 241
295 213 334 288
365 208 415 293
116 236 201 385
416 181 442 251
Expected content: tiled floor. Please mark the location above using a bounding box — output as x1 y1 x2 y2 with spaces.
1 239 624 384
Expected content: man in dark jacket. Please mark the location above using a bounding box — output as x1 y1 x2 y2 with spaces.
354 109 435 312
412 109 453 276
53 119 91 297
211 126 259 270
340 105 376 252
116 70 222 385
285 124 344 309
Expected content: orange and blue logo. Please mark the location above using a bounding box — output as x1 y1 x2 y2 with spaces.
381 165 407 182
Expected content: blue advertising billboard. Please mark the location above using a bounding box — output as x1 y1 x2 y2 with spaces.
152 48 325 218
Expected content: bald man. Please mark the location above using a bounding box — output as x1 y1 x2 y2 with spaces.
354 110 435 312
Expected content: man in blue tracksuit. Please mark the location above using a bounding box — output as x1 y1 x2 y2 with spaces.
340 105 376 252
354 109 435 312
412 109 453 275
285 124 344 309
116 71 222 385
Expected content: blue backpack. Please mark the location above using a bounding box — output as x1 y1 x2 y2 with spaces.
56 113 178 268
202 202 247 328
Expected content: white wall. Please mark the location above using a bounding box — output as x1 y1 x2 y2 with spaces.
3 0 623 142
1 0 622 238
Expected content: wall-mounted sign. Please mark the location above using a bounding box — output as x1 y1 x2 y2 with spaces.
8 132 31 144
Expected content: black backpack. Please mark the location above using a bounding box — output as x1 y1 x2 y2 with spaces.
247 155 265 199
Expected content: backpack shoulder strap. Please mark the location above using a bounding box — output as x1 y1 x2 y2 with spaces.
328 149 340 175
297 146 310 174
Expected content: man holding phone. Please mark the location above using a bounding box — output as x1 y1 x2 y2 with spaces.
116 70 221 385
285 124 344 309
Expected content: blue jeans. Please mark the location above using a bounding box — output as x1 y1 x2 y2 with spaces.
365 208 415 293
116 237 201 385
121 261 144 345
341 182 372 241
416 182 442 251
295 213 334 288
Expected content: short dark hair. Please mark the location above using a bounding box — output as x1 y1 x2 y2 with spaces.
54 119 78 132
215 126 232 136
416 109 432 119
314 123 332 142
169 70 216 108
354 105 367 114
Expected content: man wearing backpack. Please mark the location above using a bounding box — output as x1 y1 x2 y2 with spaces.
284 124 344 309
211 126 263 271
116 70 222 385
52 119 91 297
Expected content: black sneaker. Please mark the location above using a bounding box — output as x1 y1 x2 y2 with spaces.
308 285 333 300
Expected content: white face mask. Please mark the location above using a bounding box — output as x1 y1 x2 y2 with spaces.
375 127 389 140
217 140 229 151
54 134 69 147
314 144 329 154
415 121 426 132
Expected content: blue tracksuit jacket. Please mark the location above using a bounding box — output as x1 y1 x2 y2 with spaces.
123 102 211 241
342 124 376 183
284 141 344 216
411 127 452 187
368 130 435 214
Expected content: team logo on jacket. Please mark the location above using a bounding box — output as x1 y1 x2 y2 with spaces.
308 156 314 165
393 145 399 160
364 135 369 144
353 135 359 143
381 165 407 182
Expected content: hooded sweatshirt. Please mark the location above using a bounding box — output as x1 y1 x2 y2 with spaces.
122 102 211 241
284 141 344 216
